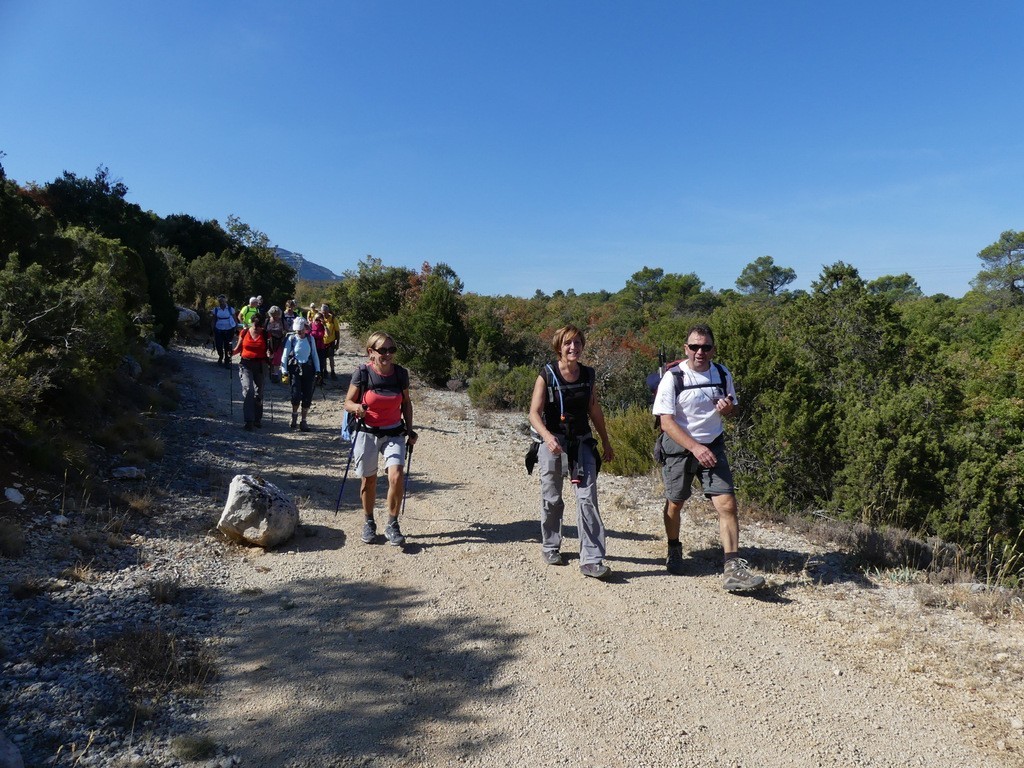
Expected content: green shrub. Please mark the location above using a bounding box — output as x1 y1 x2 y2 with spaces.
468 362 537 411
604 405 657 477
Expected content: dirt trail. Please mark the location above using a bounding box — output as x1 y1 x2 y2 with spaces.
176 331 1019 768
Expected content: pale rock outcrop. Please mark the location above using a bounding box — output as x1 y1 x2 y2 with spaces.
217 475 298 548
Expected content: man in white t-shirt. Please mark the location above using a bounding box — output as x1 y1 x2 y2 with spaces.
652 324 764 591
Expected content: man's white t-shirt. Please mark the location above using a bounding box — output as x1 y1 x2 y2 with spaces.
652 361 737 444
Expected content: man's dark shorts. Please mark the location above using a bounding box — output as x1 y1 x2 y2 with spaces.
662 434 734 502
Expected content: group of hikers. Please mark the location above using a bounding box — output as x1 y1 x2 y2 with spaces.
209 295 343 432
210 294 764 592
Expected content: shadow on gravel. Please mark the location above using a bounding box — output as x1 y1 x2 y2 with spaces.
412 518 539 548
210 577 525 764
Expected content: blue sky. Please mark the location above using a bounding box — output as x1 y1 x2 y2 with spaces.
2 1 1021 298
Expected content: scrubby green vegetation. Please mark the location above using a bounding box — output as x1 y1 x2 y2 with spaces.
2 156 1020 578
0 160 295 470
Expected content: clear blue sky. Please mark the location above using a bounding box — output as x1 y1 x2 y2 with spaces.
2 1 1021 298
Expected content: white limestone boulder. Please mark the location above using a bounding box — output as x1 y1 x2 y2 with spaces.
217 474 298 548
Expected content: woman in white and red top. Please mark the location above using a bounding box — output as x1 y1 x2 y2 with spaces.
343 331 417 547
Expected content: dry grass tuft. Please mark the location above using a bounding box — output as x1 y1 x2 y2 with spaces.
31 628 81 664
99 625 216 694
0 519 26 558
61 561 96 582
170 735 217 761
10 578 46 599
147 577 182 605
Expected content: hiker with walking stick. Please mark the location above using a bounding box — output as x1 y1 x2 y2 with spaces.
281 317 319 432
231 313 271 431
343 332 417 547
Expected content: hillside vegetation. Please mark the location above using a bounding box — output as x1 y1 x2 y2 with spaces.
1 160 1021 578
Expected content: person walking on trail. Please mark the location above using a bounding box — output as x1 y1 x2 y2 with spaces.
281 317 320 432
309 312 328 382
528 324 615 580
343 332 417 547
266 306 286 383
282 299 298 333
209 294 236 368
652 323 765 591
238 296 260 327
231 313 271 431
319 303 341 380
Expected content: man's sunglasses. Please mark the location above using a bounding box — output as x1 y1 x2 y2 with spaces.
374 346 397 354
687 343 714 352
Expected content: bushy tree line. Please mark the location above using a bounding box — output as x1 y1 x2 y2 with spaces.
0 161 295 457
335 240 1023 555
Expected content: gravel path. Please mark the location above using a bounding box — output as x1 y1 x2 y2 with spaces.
3 330 1021 767
187 332 1019 768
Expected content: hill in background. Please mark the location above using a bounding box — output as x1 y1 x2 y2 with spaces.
274 247 344 282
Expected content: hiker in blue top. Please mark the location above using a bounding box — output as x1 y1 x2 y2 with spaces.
651 323 764 591
280 317 320 432
209 294 237 368
528 324 614 579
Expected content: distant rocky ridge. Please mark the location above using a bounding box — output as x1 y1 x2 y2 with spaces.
274 247 344 282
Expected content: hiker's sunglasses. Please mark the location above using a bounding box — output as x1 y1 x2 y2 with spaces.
374 345 397 354
687 343 714 352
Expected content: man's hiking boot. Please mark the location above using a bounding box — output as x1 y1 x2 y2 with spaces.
290 414 298 430
580 562 610 580
384 520 406 546
542 549 564 566
666 542 685 575
299 421 310 432
723 558 765 592
361 519 377 544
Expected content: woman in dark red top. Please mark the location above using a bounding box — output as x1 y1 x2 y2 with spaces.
232 313 271 430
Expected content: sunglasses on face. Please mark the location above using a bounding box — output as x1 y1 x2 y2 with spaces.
374 346 397 354
687 343 714 352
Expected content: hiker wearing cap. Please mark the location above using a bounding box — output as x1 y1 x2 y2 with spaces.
281 317 320 431
231 312 271 431
343 332 417 547
209 294 237 368
652 323 764 591
238 297 260 327
320 303 341 380
528 324 614 579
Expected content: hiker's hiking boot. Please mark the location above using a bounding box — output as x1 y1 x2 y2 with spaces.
666 542 685 575
580 562 610 580
299 420 310 432
384 520 406 546
290 414 298 430
542 549 564 566
244 421 254 431
723 557 765 592
360 519 377 544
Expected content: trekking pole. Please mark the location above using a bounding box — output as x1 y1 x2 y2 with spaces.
334 421 361 515
400 441 414 516
228 356 233 418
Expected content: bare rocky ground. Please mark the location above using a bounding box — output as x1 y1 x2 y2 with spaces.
4 328 1023 767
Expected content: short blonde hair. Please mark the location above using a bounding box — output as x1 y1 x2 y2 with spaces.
366 331 394 352
551 324 585 354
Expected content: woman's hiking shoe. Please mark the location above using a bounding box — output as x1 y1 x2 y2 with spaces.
666 543 685 575
579 562 610 580
290 414 298 430
722 558 765 592
299 421 310 432
384 520 406 546
542 549 564 566
361 519 377 544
